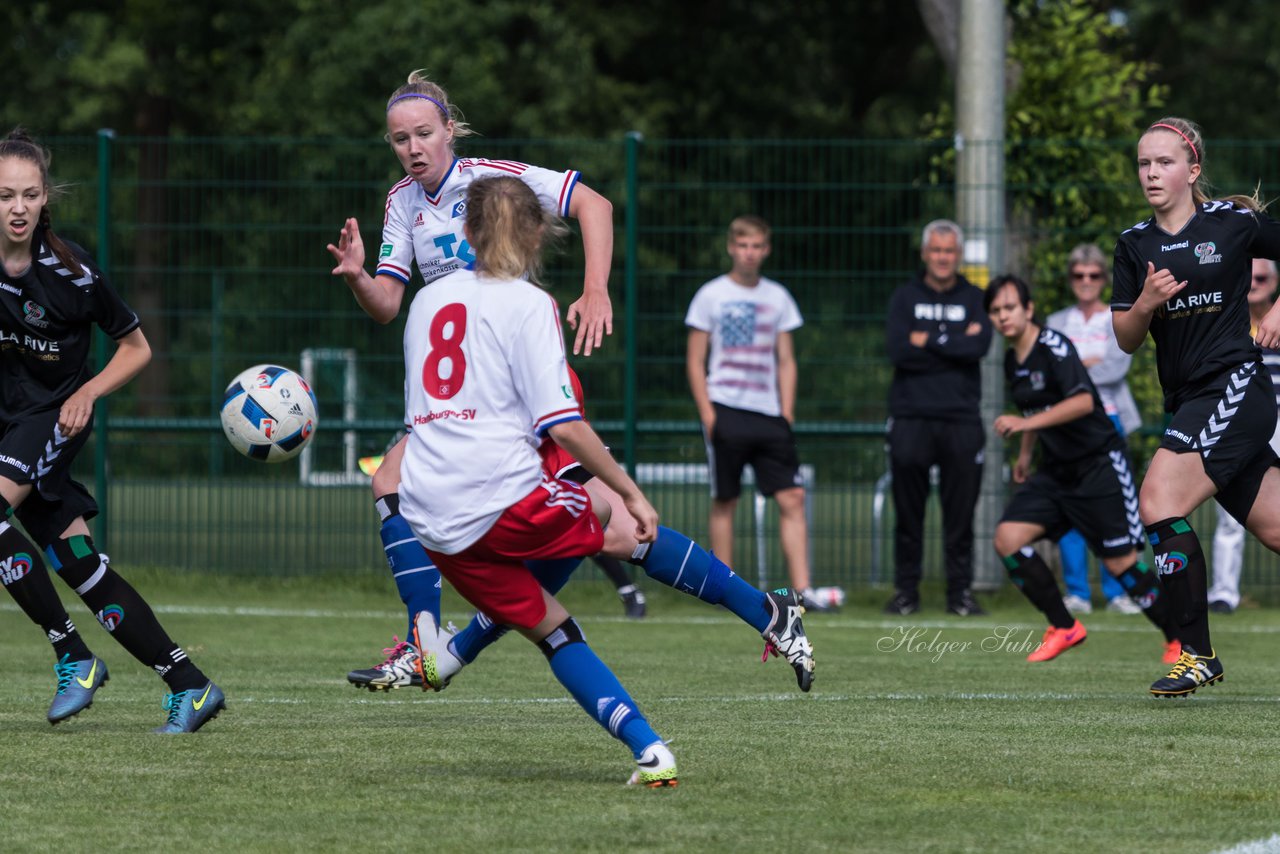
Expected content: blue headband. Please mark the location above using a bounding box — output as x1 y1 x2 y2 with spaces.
386 93 450 119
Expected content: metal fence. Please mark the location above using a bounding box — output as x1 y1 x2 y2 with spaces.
37 133 1280 597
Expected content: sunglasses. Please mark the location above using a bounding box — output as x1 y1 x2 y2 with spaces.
1071 271 1104 281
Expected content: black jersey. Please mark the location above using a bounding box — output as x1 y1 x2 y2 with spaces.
1004 327 1120 467
1112 201 1280 411
0 228 139 420
885 272 993 422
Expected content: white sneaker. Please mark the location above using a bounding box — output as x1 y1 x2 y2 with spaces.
346 637 422 690
412 611 465 691
1106 595 1142 615
1062 594 1093 615
803 586 846 611
627 741 678 787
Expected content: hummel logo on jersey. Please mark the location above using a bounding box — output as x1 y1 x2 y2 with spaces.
0 281 21 296
1160 240 1189 252
413 212 425 228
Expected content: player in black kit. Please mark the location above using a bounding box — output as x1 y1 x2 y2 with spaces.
0 128 224 730
1112 117 1280 696
985 276 1178 663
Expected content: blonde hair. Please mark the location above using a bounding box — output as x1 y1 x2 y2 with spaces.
384 70 474 141
1143 116 1263 211
728 215 770 242
0 127 83 276
465 176 567 282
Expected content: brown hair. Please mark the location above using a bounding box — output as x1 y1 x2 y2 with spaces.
728 215 770 242
465 176 567 282
1143 117 1264 211
385 70 474 142
0 127 84 276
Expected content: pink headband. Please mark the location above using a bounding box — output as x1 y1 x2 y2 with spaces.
386 93 450 120
1149 123 1199 162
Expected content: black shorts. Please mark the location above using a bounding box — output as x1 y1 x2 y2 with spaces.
0 407 98 546
999 448 1143 558
1160 362 1280 524
705 402 803 500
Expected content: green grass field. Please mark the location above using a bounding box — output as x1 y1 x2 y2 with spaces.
2 571 1277 853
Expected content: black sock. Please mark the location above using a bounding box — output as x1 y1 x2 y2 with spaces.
1002 547 1074 629
50 536 207 692
1116 561 1177 642
1145 517 1211 654
591 554 633 589
1 517 92 661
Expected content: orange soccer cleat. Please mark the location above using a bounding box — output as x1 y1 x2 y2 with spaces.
1026 620 1088 663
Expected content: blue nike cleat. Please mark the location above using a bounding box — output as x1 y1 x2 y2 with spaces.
48 654 109 724
154 681 226 733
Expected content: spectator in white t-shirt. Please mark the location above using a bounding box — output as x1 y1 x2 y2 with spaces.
686 216 843 612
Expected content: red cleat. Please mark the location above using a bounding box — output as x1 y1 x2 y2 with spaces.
1026 620 1088 662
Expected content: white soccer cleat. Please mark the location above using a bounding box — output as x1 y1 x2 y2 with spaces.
412 611 464 691
627 741 678 788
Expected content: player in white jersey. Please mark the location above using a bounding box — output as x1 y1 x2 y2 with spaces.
394 174 676 786
326 70 614 688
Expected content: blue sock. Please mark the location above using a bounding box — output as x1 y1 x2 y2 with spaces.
377 495 441 640
630 526 769 633
539 618 661 758
1058 528 1091 601
449 611 506 664
447 557 581 664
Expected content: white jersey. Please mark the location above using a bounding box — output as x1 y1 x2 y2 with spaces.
376 158 580 287
684 274 803 416
398 268 582 554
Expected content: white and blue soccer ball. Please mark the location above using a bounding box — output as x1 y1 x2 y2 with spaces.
220 364 318 462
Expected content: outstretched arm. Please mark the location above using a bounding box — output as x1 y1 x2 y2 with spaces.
327 217 407 324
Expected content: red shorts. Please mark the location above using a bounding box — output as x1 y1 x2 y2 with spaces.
426 474 604 629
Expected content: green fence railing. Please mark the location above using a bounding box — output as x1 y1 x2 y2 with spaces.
31 133 1280 598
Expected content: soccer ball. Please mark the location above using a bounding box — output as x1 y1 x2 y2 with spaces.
220 365 318 462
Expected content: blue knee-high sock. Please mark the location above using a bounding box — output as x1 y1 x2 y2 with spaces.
539 618 662 758
448 558 581 664
629 526 770 633
1058 529 1090 601
377 495 441 640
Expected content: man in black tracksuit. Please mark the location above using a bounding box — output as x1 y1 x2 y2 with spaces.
884 219 993 616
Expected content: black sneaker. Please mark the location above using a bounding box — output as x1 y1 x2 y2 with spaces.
1208 600 1235 615
883 591 920 616
619 585 647 619
1150 645 1224 698
761 589 815 692
946 590 985 617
